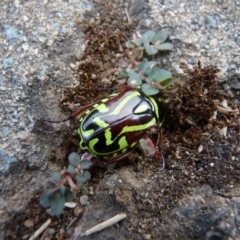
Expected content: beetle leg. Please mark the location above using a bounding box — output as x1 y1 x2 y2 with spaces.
117 85 136 92
156 128 165 171
97 150 134 167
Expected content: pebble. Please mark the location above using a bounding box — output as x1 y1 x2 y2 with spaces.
64 202 77 208
22 16 29 22
47 228 55 235
0 87 7 91
80 195 89 206
24 219 34 228
209 38 218 46
2 24 23 45
2 127 9 137
74 205 84 216
2 58 14 69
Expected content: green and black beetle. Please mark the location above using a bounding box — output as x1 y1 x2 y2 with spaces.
44 85 165 168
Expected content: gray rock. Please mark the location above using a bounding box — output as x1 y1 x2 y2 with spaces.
0 150 17 173
2 24 24 45
2 58 14 69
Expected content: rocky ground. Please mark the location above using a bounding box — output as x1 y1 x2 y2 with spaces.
0 0 240 239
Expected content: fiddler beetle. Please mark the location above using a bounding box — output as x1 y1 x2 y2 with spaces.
43 85 165 169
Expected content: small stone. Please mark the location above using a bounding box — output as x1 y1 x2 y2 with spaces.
80 195 89 206
64 202 77 208
209 38 218 46
91 74 97 79
2 127 9 137
3 24 23 45
22 43 29 51
17 131 30 140
22 16 29 22
70 63 76 69
74 205 84 216
47 228 55 235
144 233 151 239
0 86 7 91
89 186 94 195
56 229 65 240
39 36 47 43
24 219 34 228
198 145 203 153
2 58 14 69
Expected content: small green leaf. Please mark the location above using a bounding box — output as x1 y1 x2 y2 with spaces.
155 42 173 51
127 70 142 86
133 38 143 47
133 49 143 59
76 171 91 183
68 152 81 167
40 192 53 208
51 192 65 216
64 188 74 202
138 61 157 76
59 185 66 195
151 32 168 44
51 172 61 182
152 78 173 89
142 30 155 44
148 68 172 84
44 179 57 190
118 70 129 79
80 160 93 170
67 164 75 174
141 83 159 96
144 43 158 55
125 40 136 49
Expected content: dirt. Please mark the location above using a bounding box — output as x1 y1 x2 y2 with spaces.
2 0 240 239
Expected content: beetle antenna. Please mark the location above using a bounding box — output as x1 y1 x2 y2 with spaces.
42 116 72 123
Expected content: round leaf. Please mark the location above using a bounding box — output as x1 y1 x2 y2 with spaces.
40 192 52 208
133 38 143 47
51 172 61 182
59 185 66 195
67 164 75 174
138 61 157 76
151 32 168 44
125 40 136 49
118 70 129 79
51 192 65 216
133 48 143 59
144 43 158 55
68 152 81 167
141 83 159 96
155 42 173 51
76 171 91 183
142 30 155 44
127 70 142 86
64 188 74 202
80 160 93 170
152 78 173 89
148 68 172 83
155 43 173 51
